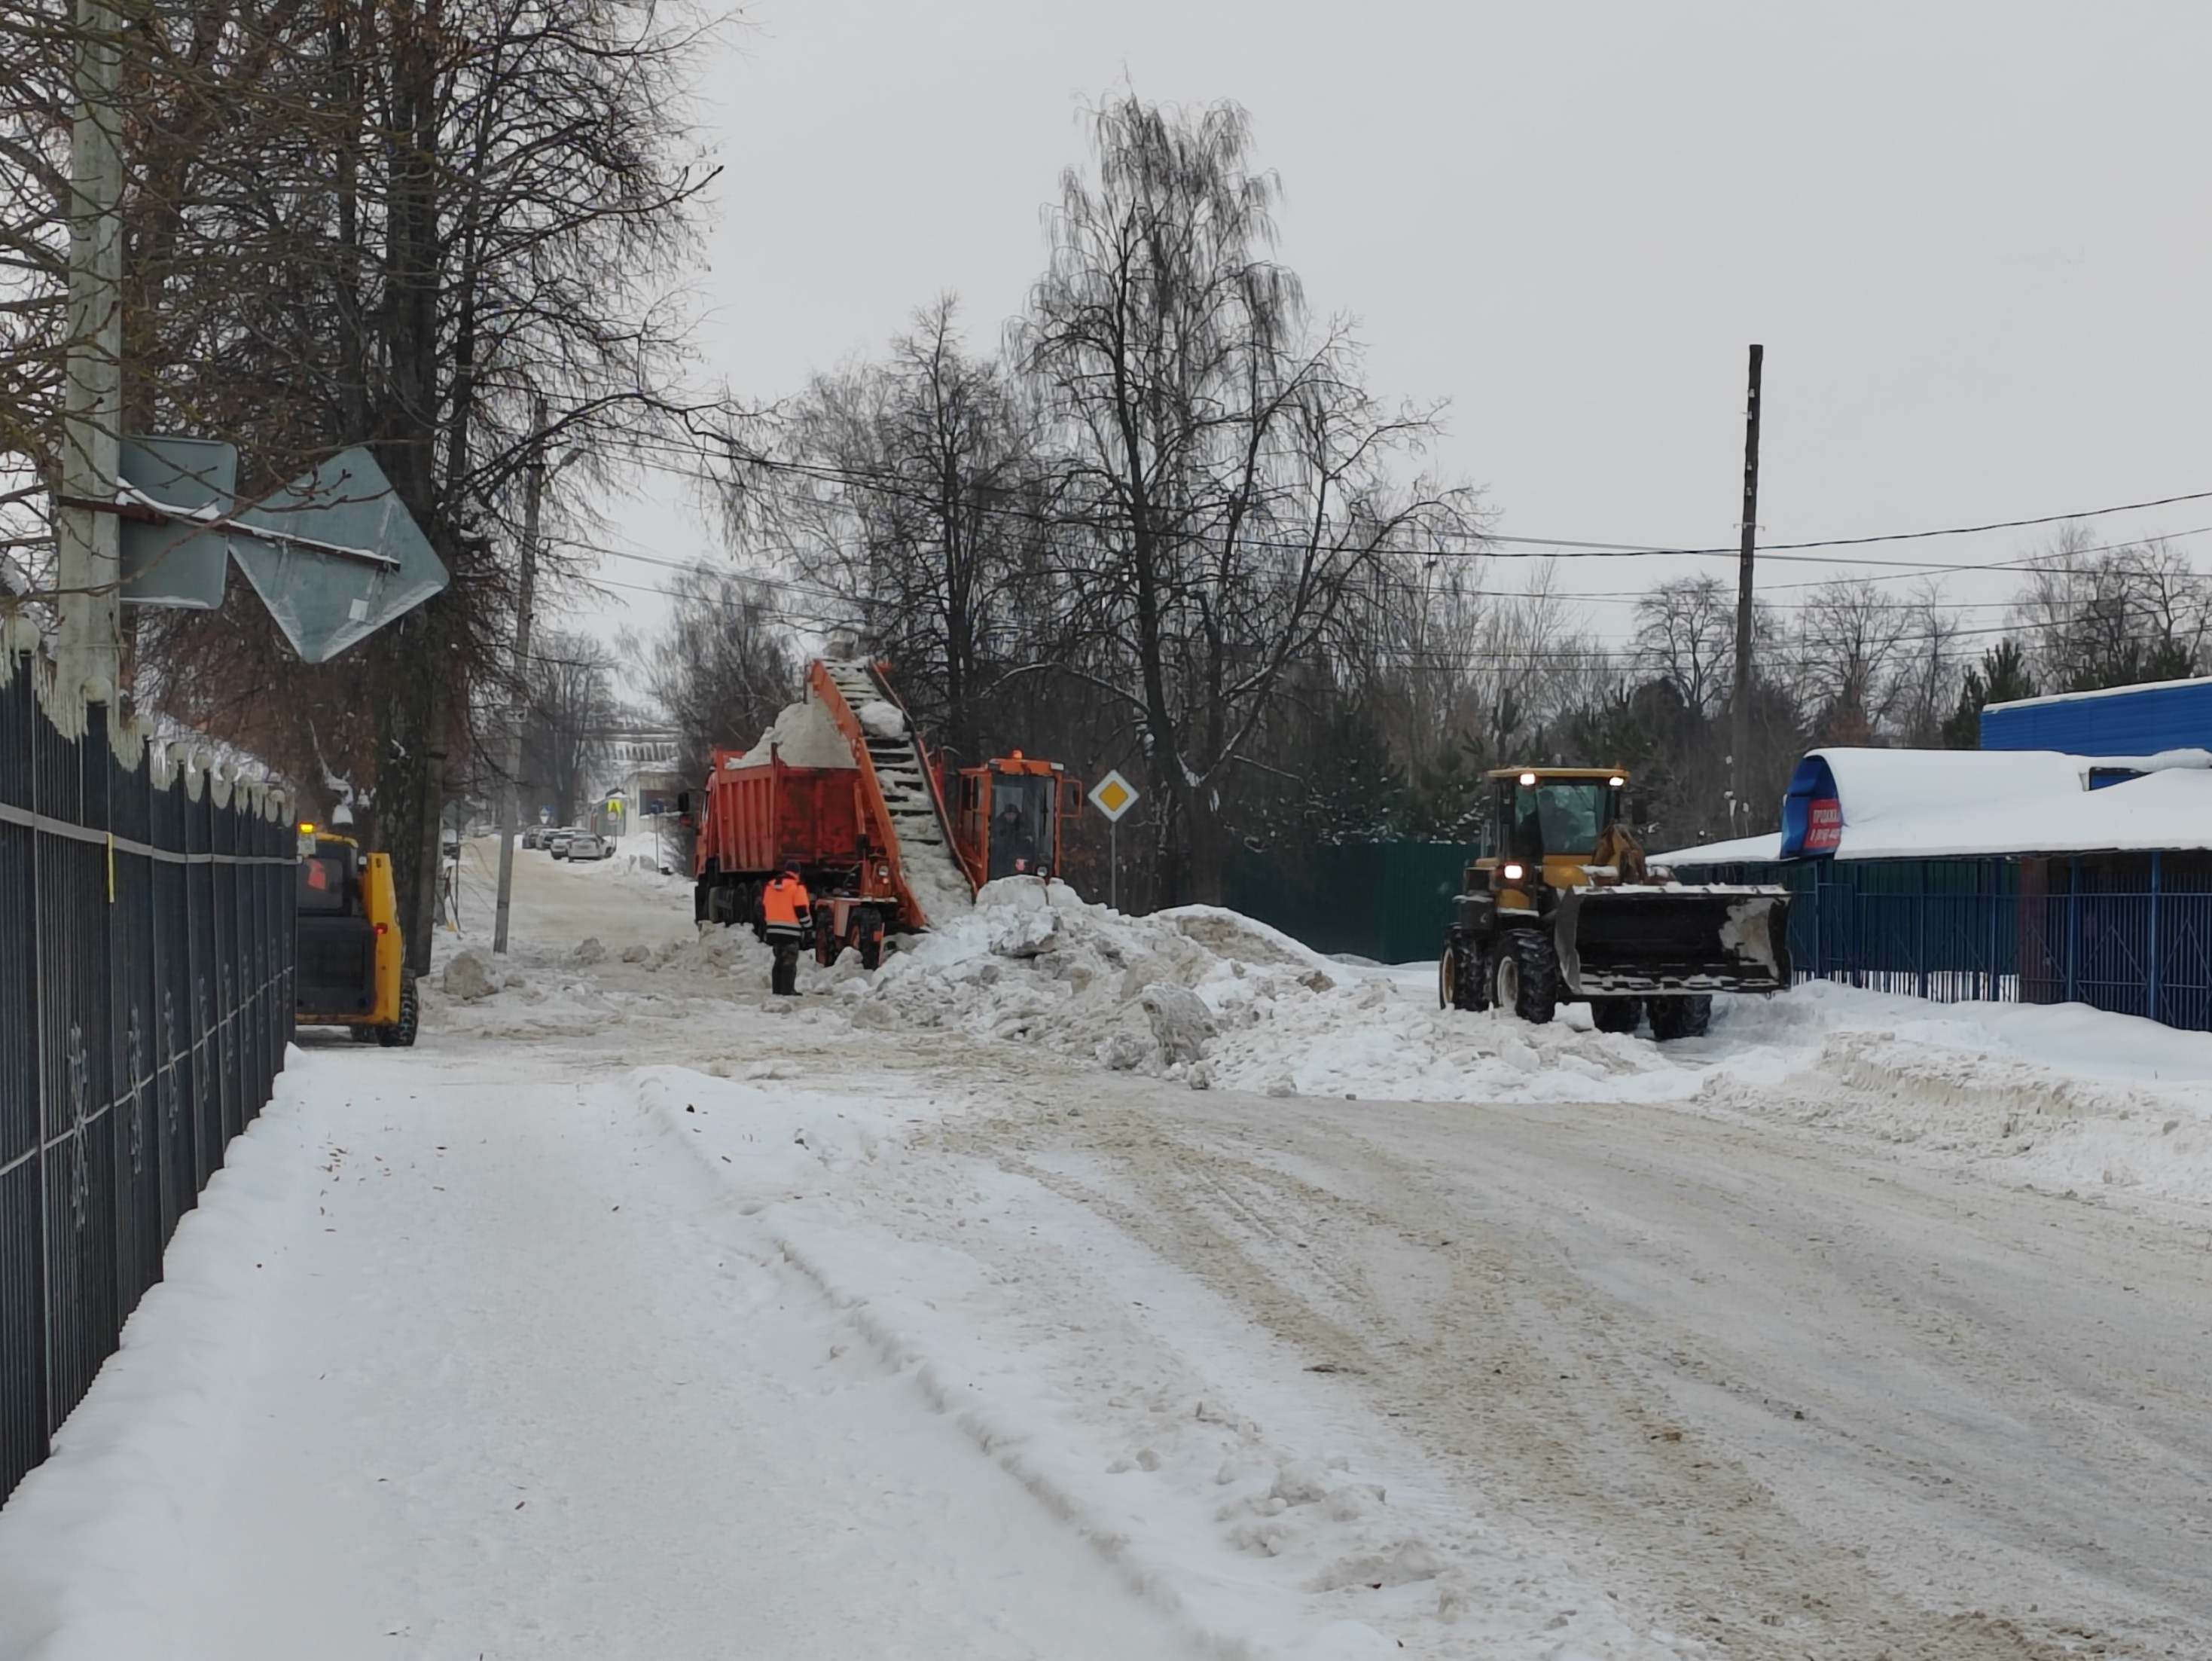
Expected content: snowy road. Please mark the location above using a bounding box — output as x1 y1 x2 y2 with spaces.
5 847 2210 1659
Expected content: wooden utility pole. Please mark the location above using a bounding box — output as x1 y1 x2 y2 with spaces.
53 0 124 703
492 397 547 954
1728 343 1764 833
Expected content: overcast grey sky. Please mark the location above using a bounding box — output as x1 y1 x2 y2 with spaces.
581 1 2212 653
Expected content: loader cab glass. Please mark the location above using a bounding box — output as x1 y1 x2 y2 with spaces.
1497 778 1618 863
297 848 355 914
987 771 1055 879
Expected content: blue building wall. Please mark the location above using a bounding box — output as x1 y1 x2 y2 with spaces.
1981 677 2212 753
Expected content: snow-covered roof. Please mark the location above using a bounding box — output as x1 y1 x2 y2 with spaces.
1659 746 2212 866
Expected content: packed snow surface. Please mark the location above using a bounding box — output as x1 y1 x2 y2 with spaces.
9 844 2212 1659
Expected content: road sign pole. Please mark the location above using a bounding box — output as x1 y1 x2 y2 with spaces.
493 397 545 955
1109 819 1118 913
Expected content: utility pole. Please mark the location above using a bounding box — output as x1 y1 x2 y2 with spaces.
1728 343 1764 834
492 397 546 954
53 0 124 703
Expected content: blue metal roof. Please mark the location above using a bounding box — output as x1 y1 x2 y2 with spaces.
1981 677 2212 755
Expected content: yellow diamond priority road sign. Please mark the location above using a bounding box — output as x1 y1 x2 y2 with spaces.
1088 769 1139 823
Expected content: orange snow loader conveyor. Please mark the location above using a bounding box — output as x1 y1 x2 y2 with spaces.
685 660 975 968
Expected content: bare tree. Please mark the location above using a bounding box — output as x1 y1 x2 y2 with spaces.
2012 528 2210 693
1631 574 1735 719
520 629 616 826
5 0 722 969
1012 93 1472 900
1790 579 1917 745
637 563 794 780
762 298 1050 759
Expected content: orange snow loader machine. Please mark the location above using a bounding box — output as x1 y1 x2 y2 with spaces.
685 661 1084 969
292 826 418 1046
1438 767 1789 1041
947 750 1085 886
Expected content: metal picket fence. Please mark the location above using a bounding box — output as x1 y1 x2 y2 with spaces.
2 641 294 1507
1679 850 2212 1033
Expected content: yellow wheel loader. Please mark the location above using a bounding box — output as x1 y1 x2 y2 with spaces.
293 826 419 1046
1438 768 1789 1040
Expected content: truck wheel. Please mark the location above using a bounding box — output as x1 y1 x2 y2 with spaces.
1648 995 1712 1042
377 974 419 1048
856 907 884 971
1491 933 1558 1025
1589 997 1641 1035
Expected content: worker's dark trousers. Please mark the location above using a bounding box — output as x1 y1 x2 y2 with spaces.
767 926 807 995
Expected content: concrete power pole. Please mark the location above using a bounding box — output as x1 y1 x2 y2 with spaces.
1728 343 1765 834
492 397 547 954
53 0 125 703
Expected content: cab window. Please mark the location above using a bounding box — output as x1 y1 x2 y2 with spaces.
1500 780 1614 861
297 853 352 914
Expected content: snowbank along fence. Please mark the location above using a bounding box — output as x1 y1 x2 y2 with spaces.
1 631 295 1506
1685 852 2212 1032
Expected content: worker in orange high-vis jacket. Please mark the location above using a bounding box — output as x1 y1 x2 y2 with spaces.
761 865 813 996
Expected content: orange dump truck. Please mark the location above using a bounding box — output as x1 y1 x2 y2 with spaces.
687 661 976 967
687 660 1085 966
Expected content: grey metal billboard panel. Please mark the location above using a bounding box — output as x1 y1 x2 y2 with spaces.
227 448 450 664
118 435 236 608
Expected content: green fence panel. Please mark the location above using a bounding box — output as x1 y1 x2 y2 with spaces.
1226 844 1473 965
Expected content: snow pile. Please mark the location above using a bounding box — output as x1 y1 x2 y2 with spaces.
727 689 855 771
846 879 1689 1102
892 831 975 929
849 879 1350 1076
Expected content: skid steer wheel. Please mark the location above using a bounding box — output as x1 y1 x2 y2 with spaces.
1647 994 1712 1042
1490 932 1558 1024
1588 997 1641 1035
376 974 420 1048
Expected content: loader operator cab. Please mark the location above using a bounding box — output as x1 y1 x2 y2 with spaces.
1489 770 1625 894
954 753 1081 884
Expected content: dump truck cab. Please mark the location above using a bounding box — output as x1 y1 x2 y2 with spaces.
951 753 1083 884
1443 767 1789 1041
293 826 418 1046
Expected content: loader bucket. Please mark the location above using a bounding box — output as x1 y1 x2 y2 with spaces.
1554 884 1792 997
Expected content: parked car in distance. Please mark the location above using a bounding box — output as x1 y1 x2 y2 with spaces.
548 829 577 859
520 826 542 849
568 832 609 860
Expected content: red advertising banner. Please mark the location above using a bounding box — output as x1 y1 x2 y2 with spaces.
1805 797 1842 853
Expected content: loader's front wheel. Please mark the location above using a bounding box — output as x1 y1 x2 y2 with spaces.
1648 994 1712 1042
1491 933 1558 1025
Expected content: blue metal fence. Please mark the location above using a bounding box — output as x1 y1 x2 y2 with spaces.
1680 850 2212 1032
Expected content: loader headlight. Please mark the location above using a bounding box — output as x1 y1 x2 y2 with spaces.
1518 771 1537 786
1502 863 1525 881
1608 775 1625 788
